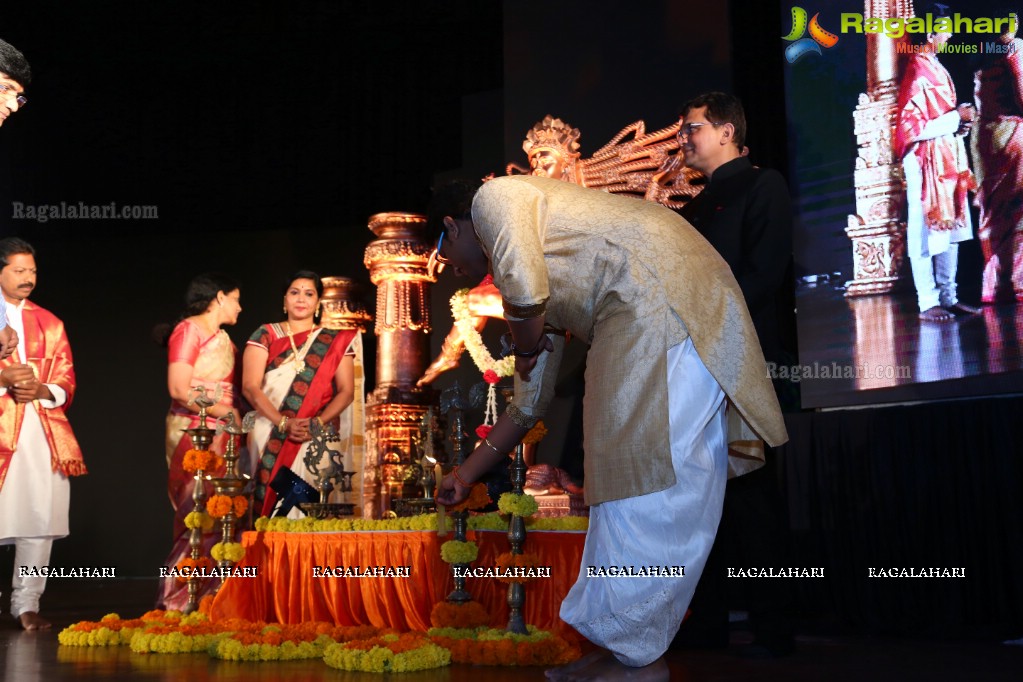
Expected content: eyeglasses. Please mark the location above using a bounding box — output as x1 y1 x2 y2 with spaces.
435 231 452 265
0 84 27 108
427 231 449 277
677 121 722 139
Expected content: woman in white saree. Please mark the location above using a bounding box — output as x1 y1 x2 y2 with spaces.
241 271 364 518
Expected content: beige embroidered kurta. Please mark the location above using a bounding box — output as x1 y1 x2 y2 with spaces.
471 175 788 505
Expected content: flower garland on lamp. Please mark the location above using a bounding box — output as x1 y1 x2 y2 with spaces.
433 482 492 629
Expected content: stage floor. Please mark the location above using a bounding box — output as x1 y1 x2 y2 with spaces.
796 283 1023 408
3 578 1022 681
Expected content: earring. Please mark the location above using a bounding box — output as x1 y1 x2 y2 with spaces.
283 305 287 315
316 303 322 316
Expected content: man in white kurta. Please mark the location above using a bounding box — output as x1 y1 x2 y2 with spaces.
0 238 85 630
434 176 787 680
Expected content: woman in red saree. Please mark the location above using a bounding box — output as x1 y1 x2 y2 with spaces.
242 271 364 519
160 273 242 610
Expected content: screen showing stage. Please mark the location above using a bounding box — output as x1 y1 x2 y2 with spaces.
783 1 1023 408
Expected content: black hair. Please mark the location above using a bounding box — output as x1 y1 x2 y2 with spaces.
679 91 747 150
282 270 323 298
0 236 35 267
425 179 482 244
183 272 240 317
0 38 31 87
153 272 240 346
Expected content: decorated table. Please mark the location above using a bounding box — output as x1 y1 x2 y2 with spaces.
209 527 587 641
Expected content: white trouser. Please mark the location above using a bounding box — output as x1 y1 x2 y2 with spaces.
559 337 727 667
910 245 960 311
3 537 53 617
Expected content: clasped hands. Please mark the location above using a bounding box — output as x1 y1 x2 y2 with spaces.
279 416 317 443
956 103 976 136
0 364 48 403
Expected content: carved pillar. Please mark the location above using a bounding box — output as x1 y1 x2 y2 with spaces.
845 0 914 297
318 276 373 516
362 213 435 517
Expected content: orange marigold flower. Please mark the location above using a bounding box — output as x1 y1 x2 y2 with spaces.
207 495 233 518
522 420 548 445
232 495 249 517
450 483 492 513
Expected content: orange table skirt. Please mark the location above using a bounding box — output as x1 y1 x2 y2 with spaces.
209 529 586 641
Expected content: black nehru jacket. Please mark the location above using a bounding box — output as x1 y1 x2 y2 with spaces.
678 156 794 366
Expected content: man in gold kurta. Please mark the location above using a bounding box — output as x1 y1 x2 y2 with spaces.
434 175 786 681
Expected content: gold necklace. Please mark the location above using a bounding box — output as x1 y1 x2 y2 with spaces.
284 322 307 374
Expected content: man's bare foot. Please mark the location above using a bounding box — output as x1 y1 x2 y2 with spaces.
919 306 954 322
546 650 669 681
18 612 51 630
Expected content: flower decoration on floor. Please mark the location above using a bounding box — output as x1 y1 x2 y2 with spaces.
211 541 246 563
57 613 149 647
427 625 580 666
497 492 539 518
323 633 450 673
210 623 381 661
440 539 478 564
429 600 491 629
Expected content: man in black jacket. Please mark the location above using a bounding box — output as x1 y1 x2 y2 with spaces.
672 91 796 658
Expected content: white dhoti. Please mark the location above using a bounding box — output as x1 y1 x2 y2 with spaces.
559 337 727 667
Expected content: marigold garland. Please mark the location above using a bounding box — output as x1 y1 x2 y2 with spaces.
449 482 492 513
493 552 544 584
427 626 580 666
57 613 147 647
497 492 539 518
323 633 450 673
174 557 215 583
429 600 491 629
522 420 548 445
251 512 587 533
450 288 515 377
183 511 215 532
209 623 381 661
207 494 248 519
439 540 478 564
206 495 233 518
211 541 246 563
182 449 222 474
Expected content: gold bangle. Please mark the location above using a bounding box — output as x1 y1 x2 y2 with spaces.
452 466 472 488
278 415 290 432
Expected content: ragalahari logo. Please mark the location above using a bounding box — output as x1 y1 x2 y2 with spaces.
782 7 839 62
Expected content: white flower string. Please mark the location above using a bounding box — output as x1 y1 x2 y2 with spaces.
449 289 514 377
450 287 513 434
